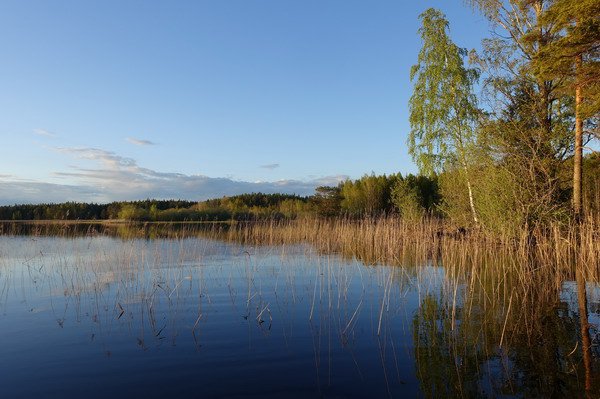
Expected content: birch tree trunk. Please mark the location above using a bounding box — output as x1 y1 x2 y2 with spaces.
461 161 479 224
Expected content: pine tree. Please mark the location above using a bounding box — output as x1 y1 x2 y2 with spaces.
535 0 600 219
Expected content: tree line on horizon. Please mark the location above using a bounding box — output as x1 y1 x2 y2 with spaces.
0 174 436 222
0 151 597 226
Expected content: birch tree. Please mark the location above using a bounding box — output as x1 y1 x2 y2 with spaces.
408 8 481 224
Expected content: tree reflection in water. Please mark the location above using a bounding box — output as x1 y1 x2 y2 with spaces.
413 257 599 398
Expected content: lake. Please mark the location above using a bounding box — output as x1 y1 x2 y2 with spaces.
0 223 598 398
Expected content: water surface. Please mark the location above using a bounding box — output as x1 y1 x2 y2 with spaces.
0 226 598 398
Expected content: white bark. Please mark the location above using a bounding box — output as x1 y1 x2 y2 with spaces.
465 173 479 224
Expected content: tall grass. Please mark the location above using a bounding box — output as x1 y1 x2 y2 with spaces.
5 215 597 277
217 216 599 277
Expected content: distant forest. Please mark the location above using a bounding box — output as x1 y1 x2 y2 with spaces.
1 153 598 226
0 174 435 222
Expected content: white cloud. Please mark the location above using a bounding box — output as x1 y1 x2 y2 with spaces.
260 163 280 170
0 147 348 204
0 181 105 204
126 137 156 146
33 128 57 138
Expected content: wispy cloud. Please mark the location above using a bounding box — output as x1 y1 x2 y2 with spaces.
0 147 347 204
33 128 57 138
56 147 137 168
260 163 280 170
126 137 156 146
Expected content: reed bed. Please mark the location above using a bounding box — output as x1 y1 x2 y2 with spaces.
5 216 597 283
217 216 599 277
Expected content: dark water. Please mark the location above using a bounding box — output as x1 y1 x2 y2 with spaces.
0 227 598 398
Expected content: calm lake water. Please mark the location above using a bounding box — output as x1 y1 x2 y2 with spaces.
0 225 598 398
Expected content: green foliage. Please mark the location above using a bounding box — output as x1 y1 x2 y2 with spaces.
310 186 342 218
0 195 305 222
196 193 310 220
408 8 482 225
459 0 600 229
391 174 439 222
582 153 600 214
118 204 149 221
437 167 472 226
391 180 424 222
440 156 565 234
339 174 399 217
559 152 600 215
0 202 107 220
408 8 480 175
535 0 600 119
440 164 527 234
278 198 311 219
154 208 231 222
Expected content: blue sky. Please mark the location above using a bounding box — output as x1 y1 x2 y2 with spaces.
0 0 490 204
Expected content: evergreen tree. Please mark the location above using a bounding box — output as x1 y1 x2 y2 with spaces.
535 0 600 218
